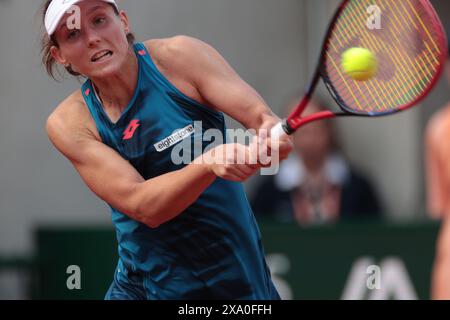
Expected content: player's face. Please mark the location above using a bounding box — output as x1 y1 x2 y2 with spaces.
50 1 131 78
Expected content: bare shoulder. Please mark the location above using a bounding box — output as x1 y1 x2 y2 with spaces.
143 36 217 70
143 36 210 56
46 90 100 160
143 37 222 104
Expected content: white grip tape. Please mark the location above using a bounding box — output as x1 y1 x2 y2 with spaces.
270 122 287 140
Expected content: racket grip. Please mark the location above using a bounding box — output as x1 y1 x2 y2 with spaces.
271 122 289 139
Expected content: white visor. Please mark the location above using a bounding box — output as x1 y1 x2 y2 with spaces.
45 0 119 36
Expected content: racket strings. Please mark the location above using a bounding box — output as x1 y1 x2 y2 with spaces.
324 0 446 115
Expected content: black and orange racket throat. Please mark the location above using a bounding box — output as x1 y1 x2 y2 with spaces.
271 0 448 139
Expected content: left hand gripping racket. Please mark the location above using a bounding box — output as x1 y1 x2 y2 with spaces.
271 0 448 139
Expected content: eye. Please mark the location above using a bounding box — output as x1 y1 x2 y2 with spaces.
94 17 106 25
67 30 80 40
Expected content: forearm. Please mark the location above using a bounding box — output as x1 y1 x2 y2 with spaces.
134 161 216 228
233 89 281 133
242 103 279 132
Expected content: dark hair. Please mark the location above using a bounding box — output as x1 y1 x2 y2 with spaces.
40 0 135 79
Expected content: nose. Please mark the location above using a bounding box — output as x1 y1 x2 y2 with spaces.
85 28 101 48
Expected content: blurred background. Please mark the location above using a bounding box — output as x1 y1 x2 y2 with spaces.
0 0 449 299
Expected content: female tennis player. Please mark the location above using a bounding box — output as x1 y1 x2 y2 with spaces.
42 0 292 299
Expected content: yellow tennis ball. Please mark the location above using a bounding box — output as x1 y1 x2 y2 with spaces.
341 47 378 81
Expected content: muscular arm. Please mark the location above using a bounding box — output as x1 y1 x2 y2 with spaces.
148 36 293 161
46 105 216 228
149 36 281 132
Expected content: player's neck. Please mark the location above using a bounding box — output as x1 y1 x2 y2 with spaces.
90 49 139 112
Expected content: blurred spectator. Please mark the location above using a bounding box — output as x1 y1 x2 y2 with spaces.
251 99 383 225
425 47 450 299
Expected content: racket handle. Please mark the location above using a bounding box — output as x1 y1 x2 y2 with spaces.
271 122 289 139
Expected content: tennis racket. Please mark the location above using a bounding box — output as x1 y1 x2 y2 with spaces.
271 0 448 139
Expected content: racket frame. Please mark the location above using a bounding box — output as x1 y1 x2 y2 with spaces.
280 0 447 135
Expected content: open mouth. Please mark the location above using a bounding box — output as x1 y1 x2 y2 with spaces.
91 50 113 62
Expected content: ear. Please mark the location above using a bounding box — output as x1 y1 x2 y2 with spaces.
118 10 131 34
50 46 70 67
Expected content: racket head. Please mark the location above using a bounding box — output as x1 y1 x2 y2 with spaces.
321 0 447 117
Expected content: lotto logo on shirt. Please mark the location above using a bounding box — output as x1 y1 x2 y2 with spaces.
123 120 141 140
